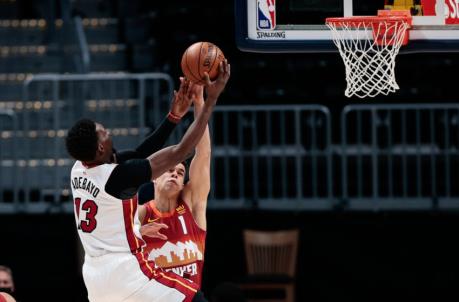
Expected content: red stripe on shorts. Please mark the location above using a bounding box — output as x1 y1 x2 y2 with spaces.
155 270 199 302
134 252 198 301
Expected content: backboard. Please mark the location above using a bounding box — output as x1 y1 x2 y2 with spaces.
235 0 459 53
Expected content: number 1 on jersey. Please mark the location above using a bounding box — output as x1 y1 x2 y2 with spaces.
178 215 188 235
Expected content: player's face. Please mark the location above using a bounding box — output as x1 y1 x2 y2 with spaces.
0 271 14 292
156 163 186 193
95 123 113 163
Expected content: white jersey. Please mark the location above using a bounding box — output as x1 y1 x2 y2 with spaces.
70 161 144 257
70 161 200 302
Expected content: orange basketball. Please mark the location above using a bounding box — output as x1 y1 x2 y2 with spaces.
181 42 225 85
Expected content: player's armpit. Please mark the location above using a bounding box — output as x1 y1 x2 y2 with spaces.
183 183 208 231
187 179 210 208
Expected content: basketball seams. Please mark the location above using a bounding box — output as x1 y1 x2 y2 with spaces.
181 42 225 85
197 42 205 82
208 44 220 79
184 48 201 83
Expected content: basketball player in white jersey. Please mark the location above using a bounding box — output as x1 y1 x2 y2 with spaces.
137 84 210 288
66 61 230 302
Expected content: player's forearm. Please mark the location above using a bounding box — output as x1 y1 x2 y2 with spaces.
147 100 216 180
135 115 178 158
193 101 211 157
194 125 211 158
193 100 204 118
174 99 215 159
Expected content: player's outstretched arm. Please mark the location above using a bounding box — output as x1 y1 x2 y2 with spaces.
115 77 193 163
182 85 211 230
147 60 230 180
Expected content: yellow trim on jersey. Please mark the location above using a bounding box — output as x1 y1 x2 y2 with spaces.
141 251 156 276
159 272 197 293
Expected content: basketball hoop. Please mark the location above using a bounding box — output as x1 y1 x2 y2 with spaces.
326 11 412 98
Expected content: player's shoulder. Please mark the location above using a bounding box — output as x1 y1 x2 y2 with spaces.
144 200 159 216
177 194 194 214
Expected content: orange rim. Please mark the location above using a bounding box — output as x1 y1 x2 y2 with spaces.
326 16 411 28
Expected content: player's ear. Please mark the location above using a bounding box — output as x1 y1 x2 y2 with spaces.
97 142 104 155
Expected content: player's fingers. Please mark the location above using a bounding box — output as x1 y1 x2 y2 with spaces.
222 60 227 71
184 78 191 94
224 63 231 82
179 78 186 91
145 232 167 240
178 83 187 99
219 60 230 81
216 61 227 81
202 72 211 86
156 223 169 229
153 233 168 240
146 232 167 240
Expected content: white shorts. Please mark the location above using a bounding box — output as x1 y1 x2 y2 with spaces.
83 252 198 302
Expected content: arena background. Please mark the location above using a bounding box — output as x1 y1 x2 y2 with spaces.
1 0 459 301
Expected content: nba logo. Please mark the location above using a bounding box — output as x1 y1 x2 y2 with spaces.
257 0 276 30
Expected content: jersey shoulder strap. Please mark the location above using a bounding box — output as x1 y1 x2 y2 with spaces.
143 201 161 224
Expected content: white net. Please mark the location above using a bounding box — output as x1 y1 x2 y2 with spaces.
326 18 410 98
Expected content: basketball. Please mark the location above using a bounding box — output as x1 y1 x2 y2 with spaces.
181 42 225 85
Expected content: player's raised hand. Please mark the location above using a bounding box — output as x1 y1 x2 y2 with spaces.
190 84 205 107
170 77 195 120
203 59 230 105
140 222 169 240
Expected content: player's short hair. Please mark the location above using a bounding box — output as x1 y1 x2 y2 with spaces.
65 118 98 162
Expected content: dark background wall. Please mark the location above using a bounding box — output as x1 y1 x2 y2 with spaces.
0 0 459 301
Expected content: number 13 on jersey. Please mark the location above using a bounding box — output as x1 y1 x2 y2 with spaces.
74 198 99 233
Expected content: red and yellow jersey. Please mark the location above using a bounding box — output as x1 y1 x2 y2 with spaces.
142 199 206 288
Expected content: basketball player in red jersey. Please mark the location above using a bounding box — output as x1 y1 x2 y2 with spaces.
138 84 210 288
66 61 230 302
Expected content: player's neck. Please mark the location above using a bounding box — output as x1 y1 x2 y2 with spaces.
154 192 179 213
82 159 104 168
